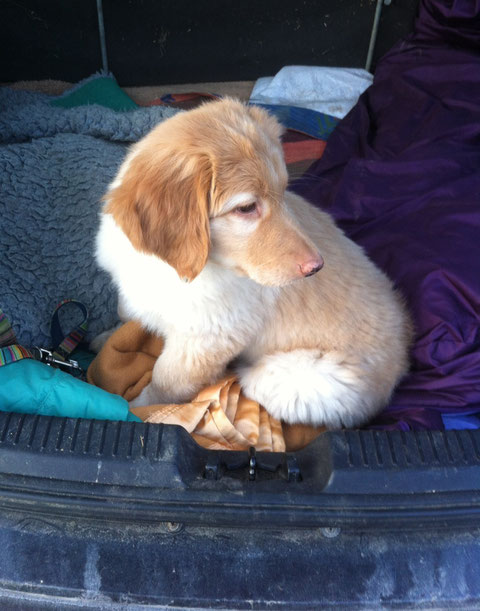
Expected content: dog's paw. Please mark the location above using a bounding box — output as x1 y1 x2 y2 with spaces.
238 350 374 428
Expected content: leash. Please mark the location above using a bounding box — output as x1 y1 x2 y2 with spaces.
49 299 88 367
0 299 88 376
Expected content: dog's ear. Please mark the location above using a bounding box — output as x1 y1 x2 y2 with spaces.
105 149 212 282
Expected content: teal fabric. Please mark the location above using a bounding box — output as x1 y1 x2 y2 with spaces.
71 347 97 372
50 73 138 112
0 359 141 422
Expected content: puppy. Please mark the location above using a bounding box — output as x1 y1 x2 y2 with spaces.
96 99 412 428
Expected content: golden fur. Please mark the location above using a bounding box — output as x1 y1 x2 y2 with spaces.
97 98 412 428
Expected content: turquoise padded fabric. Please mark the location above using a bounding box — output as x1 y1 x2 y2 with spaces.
0 359 141 422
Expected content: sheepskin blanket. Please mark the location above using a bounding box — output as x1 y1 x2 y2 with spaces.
0 86 178 348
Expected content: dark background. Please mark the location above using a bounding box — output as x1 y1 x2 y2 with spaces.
1 0 419 85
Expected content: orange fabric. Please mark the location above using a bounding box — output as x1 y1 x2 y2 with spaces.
282 139 326 164
87 321 325 451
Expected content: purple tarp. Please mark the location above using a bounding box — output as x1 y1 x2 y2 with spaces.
293 0 480 430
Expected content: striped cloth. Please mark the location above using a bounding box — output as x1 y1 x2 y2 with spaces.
0 309 35 366
0 343 34 366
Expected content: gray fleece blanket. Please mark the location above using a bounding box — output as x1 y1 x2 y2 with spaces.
0 87 178 347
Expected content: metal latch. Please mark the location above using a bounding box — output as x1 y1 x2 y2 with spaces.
205 446 301 482
33 347 83 375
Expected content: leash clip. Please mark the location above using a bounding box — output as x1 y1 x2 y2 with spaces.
33 347 82 374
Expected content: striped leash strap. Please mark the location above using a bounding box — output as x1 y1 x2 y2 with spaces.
50 299 88 363
0 342 35 366
0 300 87 376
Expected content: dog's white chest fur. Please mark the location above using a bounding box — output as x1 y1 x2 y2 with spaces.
97 213 274 344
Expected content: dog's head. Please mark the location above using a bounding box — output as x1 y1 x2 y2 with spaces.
105 98 323 285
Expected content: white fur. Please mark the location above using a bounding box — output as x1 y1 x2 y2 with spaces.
97 213 403 427
95 99 411 428
222 192 256 213
97 213 279 404
96 214 276 339
238 350 374 428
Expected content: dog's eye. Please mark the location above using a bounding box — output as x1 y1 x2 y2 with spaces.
234 203 257 215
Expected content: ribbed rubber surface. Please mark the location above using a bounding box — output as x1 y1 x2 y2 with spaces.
0 412 479 528
334 429 480 468
0 413 164 460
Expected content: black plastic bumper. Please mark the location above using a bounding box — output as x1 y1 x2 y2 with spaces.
0 412 479 608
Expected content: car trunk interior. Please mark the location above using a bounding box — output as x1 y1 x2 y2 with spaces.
1 0 480 608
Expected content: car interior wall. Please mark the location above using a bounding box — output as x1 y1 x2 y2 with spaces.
1 0 419 87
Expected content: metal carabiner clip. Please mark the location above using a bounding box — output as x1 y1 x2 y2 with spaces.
33 347 83 375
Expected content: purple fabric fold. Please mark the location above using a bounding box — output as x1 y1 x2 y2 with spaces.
292 0 480 430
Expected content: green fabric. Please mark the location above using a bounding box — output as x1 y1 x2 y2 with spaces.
50 74 138 112
0 359 141 422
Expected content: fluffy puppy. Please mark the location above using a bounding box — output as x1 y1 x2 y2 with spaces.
96 98 412 428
